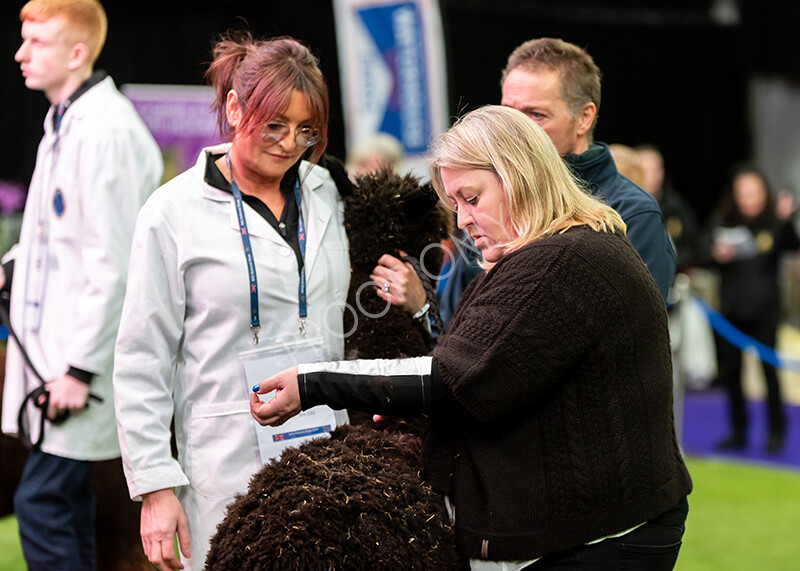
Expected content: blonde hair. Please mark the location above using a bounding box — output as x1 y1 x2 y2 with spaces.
21 0 107 64
430 105 625 257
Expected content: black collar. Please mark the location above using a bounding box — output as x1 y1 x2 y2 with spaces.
203 151 304 270
203 151 302 197
52 70 108 130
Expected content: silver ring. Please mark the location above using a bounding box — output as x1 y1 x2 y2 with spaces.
382 281 391 293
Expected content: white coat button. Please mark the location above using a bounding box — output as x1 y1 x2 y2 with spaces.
280 247 291 257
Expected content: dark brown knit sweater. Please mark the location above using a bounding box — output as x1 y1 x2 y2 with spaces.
428 225 692 561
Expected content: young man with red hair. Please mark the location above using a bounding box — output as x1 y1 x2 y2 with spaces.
2 1 162 568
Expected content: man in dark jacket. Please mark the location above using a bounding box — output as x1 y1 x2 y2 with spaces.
500 38 675 299
439 38 675 325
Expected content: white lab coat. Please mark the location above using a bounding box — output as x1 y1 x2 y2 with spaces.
1 76 163 460
112 145 351 569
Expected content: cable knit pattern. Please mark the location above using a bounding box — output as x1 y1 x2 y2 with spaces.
426 225 692 561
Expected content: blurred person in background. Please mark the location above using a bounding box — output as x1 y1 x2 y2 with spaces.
709 164 799 453
637 144 701 273
346 132 404 177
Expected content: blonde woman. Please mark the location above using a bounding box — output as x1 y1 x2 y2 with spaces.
251 105 692 570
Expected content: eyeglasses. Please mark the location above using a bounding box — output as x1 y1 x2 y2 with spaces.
260 121 320 147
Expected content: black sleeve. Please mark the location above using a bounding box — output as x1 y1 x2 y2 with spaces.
0 259 12 315
775 218 800 253
66 366 94 384
298 356 452 415
1 259 12 293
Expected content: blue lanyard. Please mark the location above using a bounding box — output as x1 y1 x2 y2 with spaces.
51 101 67 153
54 101 67 133
226 154 308 344
294 180 308 336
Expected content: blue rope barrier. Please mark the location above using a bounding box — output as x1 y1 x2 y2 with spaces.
692 296 800 373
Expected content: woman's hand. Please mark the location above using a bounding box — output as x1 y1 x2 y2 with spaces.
250 365 302 426
370 251 427 314
711 240 736 265
140 488 191 571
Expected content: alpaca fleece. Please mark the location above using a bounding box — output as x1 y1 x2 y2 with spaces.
343 167 451 359
204 423 463 570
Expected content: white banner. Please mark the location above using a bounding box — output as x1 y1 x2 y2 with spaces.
333 0 449 177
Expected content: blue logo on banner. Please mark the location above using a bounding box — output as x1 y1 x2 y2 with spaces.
53 189 65 216
359 2 431 154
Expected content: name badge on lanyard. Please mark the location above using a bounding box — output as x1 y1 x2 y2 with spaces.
238 338 347 465
226 154 309 343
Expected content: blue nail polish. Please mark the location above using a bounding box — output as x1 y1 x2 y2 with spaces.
251 384 260 393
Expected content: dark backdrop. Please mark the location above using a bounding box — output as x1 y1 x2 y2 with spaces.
1 0 796 224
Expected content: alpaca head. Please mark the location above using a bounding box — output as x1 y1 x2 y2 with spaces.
344 167 451 282
342 167 452 360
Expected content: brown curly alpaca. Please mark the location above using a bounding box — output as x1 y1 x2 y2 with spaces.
205 423 463 570
343 167 451 360
206 169 464 570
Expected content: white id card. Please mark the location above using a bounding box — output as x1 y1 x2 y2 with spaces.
238 337 348 465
